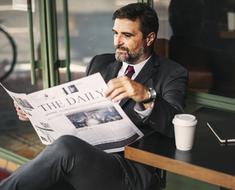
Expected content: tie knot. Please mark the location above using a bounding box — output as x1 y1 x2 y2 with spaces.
125 65 135 78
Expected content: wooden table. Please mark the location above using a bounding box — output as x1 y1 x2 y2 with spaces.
125 107 235 189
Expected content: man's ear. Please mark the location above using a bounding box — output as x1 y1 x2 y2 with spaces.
146 32 156 47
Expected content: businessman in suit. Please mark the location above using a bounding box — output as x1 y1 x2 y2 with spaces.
0 3 188 190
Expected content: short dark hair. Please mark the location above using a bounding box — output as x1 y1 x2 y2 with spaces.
112 3 159 38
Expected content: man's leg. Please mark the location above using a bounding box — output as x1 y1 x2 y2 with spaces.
0 135 134 190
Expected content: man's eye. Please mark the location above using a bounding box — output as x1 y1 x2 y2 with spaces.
124 34 131 38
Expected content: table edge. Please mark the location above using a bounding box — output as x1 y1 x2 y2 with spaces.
125 146 235 189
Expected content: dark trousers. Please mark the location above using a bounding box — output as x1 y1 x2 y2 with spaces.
0 135 161 190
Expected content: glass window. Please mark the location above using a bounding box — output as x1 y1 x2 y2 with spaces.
168 0 235 98
0 0 136 84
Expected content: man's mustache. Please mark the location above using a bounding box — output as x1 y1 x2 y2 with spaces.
115 45 129 52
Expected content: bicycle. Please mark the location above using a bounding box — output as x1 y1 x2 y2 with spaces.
0 24 17 81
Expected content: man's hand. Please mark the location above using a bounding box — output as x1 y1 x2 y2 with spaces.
104 76 149 103
14 103 29 121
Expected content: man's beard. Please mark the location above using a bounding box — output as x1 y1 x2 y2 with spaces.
115 45 145 64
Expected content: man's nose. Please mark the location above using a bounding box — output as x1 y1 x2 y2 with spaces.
114 35 124 46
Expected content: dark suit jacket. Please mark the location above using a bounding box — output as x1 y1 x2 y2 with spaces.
86 53 188 137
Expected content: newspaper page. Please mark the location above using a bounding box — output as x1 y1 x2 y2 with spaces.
0 73 143 153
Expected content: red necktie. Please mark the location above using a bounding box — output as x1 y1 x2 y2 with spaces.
125 65 135 79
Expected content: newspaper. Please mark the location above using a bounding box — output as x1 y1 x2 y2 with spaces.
0 73 143 153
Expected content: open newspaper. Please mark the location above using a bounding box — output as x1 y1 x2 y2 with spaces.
0 73 143 153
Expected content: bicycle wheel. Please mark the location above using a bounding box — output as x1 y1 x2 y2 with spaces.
0 26 17 81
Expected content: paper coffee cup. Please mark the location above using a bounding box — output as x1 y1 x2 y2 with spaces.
172 114 197 151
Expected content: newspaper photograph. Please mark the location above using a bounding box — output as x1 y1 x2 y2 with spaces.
0 73 143 153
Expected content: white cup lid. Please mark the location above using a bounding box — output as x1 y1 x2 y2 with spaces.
172 114 197 126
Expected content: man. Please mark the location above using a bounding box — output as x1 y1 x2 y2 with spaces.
0 3 188 190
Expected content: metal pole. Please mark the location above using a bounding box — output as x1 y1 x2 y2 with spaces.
63 0 71 81
45 0 56 86
39 0 50 88
27 0 36 84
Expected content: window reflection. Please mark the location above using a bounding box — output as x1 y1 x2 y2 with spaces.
168 0 235 98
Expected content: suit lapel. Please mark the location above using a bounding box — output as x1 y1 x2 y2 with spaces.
104 60 122 82
134 55 158 84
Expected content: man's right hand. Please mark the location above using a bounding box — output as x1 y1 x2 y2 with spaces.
14 104 29 121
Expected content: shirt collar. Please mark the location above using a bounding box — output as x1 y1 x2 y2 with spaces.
118 56 152 79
